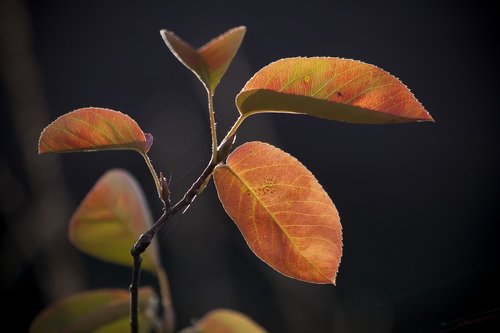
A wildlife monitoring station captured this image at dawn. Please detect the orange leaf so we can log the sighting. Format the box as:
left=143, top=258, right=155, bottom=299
left=236, top=57, right=433, bottom=124
left=38, top=107, right=152, bottom=154
left=180, top=309, right=267, bottom=333
left=214, top=141, right=342, bottom=284
left=69, top=169, right=160, bottom=272
left=29, top=287, right=156, bottom=333
left=161, top=26, right=246, bottom=94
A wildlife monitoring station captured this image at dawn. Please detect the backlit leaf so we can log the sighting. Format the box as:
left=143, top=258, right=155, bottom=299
left=69, top=169, right=160, bottom=272
left=214, top=141, right=342, bottom=284
left=179, top=309, right=267, bottom=333
left=161, top=26, right=246, bottom=94
left=236, top=57, right=433, bottom=124
left=38, top=107, right=153, bottom=154
left=30, top=287, right=156, bottom=333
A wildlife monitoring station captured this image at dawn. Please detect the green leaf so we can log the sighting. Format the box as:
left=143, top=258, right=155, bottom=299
left=236, top=57, right=433, bottom=124
left=161, top=26, right=246, bottom=94
left=29, top=287, right=157, bottom=333
left=179, top=309, right=267, bottom=333
left=38, top=107, right=153, bottom=154
left=69, top=169, right=160, bottom=272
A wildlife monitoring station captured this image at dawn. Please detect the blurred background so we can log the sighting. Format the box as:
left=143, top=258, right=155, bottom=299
left=1, top=0, right=499, bottom=332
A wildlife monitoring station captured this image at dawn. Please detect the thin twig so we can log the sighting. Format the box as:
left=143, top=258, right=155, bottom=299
left=129, top=135, right=236, bottom=333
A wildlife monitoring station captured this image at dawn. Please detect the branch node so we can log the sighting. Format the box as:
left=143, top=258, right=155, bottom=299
left=131, top=233, right=153, bottom=256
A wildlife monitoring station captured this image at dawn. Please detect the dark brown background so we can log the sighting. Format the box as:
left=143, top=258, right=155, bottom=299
left=1, top=0, right=499, bottom=332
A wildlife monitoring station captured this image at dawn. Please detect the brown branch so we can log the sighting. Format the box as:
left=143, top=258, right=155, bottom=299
left=129, top=254, right=142, bottom=333
left=129, top=134, right=235, bottom=333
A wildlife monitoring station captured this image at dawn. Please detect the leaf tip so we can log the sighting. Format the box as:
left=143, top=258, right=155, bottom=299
left=142, top=133, right=154, bottom=153
left=160, top=28, right=191, bottom=55
left=231, top=25, right=247, bottom=34
left=413, top=107, right=434, bottom=123
left=424, top=112, right=435, bottom=123
left=159, top=29, right=175, bottom=46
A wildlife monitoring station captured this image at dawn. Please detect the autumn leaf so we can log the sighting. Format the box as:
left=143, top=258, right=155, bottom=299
left=179, top=309, right=267, bottom=333
left=69, top=169, right=160, bottom=273
left=161, top=26, right=246, bottom=94
left=29, top=287, right=156, bottom=333
left=38, top=107, right=152, bottom=154
left=213, top=141, right=342, bottom=284
left=236, top=57, right=433, bottom=124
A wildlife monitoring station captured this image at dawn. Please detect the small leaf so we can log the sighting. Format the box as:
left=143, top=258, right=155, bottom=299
left=180, top=309, right=267, bottom=333
left=161, top=26, right=246, bottom=94
left=69, top=169, right=160, bottom=272
left=30, top=287, right=157, bottom=333
left=236, top=57, right=433, bottom=124
left=214, top=141, right=342, bottom=284
left=38, top=107, right=153, bottom=154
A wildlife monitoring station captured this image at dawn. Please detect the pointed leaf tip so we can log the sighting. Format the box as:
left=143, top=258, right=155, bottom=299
left=38, top=107, right=152, bottom=154
left=237, top=57, right=432, bottom=124
left=214, top=141, right=342, bottom=284
left=161, top=26, right=246, bottom=93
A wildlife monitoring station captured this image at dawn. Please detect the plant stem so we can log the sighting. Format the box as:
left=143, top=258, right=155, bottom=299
left=218, top=114, right=245, bottom=151
left=130, top=254, right=143, bottom=333
left=208, top=94, right=218, bottom=163
left=142, top=153, right=162, bottom=199
left=129, top=116, right=240, bottom=333
left=129, top=161, right=215, bottom=333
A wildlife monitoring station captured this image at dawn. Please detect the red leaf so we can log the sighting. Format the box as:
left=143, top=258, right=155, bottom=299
left=214, top=141, right=342, bottom=284
left=38, top=107, right=152, bottom=154
left=161, top=26, right=246, bottom=93
left=237, top=57, right=433, bottom=124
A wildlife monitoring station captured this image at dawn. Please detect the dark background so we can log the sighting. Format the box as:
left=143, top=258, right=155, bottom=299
left=1, top=0, right=499, bottom=332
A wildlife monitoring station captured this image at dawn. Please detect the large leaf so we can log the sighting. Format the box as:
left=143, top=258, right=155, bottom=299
left=38, top=107, right=153, bottom=154
left=161, top=26, right=246, bottom=94
left=214, top=141, right=342, bottom=284
left=30, top=287, right=156, bottom=333
left=69, top=169, right=160, bottom=272
left=236, top=57, right=433, bottom=124
left=179, top=309, right=267, bottom=333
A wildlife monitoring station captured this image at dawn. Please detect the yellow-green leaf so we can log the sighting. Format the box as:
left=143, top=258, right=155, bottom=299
left=161, top=26, right=246, bottom=94
left=214, top=141, right=342, bottom=284
left=30, top=287, right=156, bottom=333
left=236, top=57, right=433, bottom=124
left=69, top=169, right=160, bottom=272
left=38, top=107, right=153, bottom=154
left=180, top=309, right=267, bottom=333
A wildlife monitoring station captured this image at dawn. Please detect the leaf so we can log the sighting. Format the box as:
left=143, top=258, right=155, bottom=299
left=213, top=141, right=342, bottom=284
left=38, top=107, right=153, bottom=154
left=161, top=26, right=246, bottom=94
left=236, top=57, right=433, bottom=124
left=69, top=169, right=160, bottom=272
left=179, top=309, right=267, bottom=333
left=29, top=287, right=157, bottom=333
